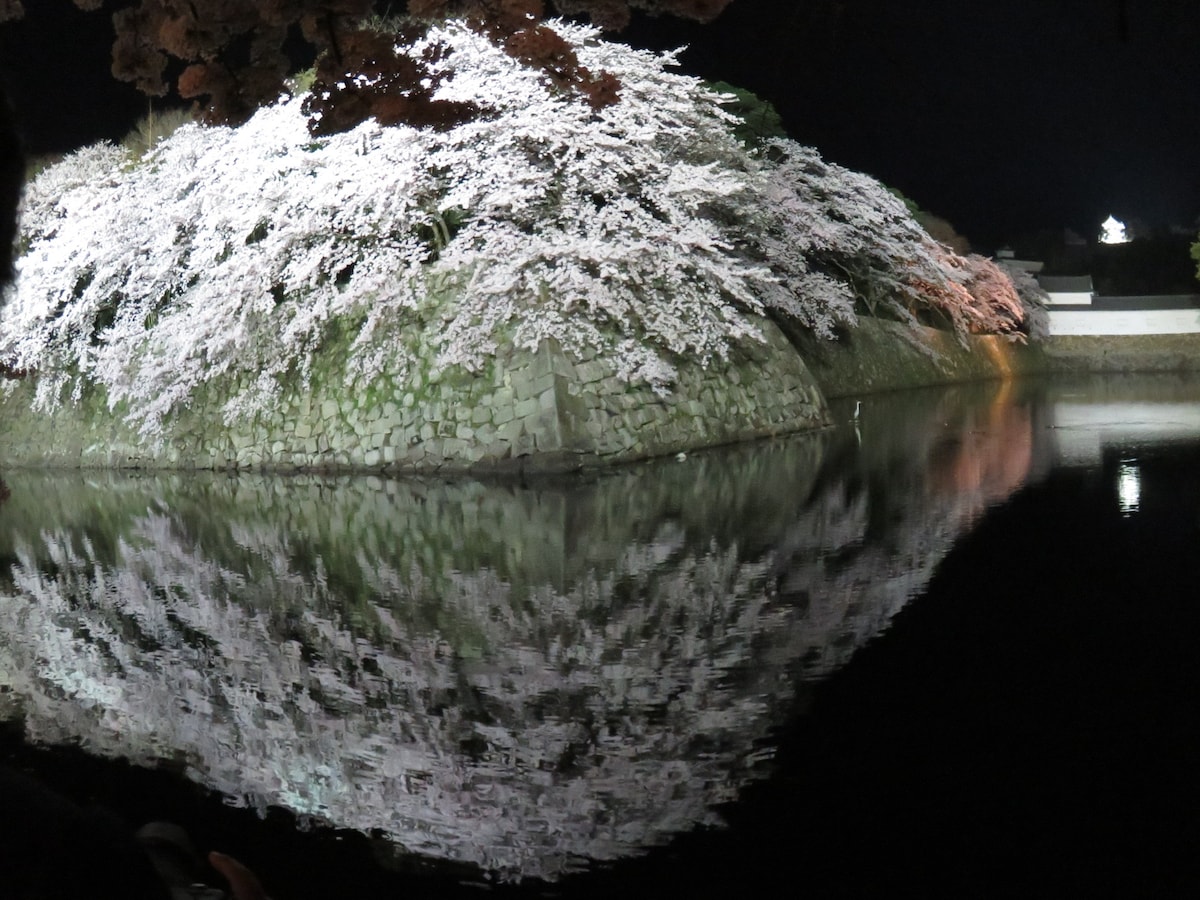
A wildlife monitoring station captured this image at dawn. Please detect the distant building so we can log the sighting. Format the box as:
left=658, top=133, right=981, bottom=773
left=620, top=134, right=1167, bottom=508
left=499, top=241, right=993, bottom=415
left=995, top=246, right=1044, bottom=275
left=1100, top=215, right=1131, bottom=245
left=1036, top=272, right=1200, bottom=335
left=1037, top=274, right=1095, bottom=307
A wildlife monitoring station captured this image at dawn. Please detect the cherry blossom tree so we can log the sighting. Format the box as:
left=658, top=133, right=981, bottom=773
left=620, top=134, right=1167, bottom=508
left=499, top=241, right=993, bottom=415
left=0, top=19, right=1039, bottom=441
left=1, top=22, right=766, bottom=434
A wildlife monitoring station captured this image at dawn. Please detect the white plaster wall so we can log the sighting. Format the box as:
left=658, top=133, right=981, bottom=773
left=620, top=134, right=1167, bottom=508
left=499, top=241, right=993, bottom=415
left=1046, top=291, right=1095, bottom=307
left=1048, top=308, right=1200, bottom=336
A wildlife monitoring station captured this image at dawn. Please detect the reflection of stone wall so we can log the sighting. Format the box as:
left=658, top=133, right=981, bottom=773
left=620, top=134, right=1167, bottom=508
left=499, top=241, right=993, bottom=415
left=0, top=386, right=1032, bottom=881
left=0, top=454, right=828, bottom=880
left=0, top=317, right=827, bottom=473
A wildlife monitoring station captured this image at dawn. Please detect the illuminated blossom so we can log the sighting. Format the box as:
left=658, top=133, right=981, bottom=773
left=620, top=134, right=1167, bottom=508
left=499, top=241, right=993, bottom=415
left=0, top=21, right=1033, bottom=439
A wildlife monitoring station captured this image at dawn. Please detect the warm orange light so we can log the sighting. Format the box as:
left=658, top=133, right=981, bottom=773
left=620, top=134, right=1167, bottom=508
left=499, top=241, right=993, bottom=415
left=978, top=335, right=1013, bottom=378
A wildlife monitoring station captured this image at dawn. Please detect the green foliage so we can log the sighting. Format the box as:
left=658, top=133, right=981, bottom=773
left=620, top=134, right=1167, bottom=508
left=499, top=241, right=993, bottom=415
left=415, top=206, right=469, bottom=260
left=121, top=105, right=195, bottom=158
left=288, top=67, right=317, bottom=97
left=886, top=187, right=971, bottom=253
left=707, top=81, right=787, bottom=148
left=24, top=152, right=64, bottom=182
left=886, top=187, right=921, bottom=218
left=1191, top=236, right=1200, bottom=283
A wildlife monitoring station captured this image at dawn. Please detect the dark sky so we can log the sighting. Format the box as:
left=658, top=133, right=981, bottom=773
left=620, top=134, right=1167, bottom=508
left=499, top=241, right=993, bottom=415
left=2, top=0, right=1199, bottom=249
left=630, top=0, right=1200, bottom=248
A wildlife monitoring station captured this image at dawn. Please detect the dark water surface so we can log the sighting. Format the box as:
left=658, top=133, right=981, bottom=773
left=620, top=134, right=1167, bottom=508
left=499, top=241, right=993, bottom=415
left=3, top=375, right=1200, bottom=896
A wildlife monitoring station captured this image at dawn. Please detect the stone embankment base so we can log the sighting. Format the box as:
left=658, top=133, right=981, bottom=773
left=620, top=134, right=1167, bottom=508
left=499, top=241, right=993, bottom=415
left=790, top=318, right=1048, bottom=399
left=0, top=316, right=827, bottom=474
left=1034, top=333, right=1200, bottom=374
left=780, top=320, right=1200, bottom=403
left=7, top=315, right=1181, bottom=474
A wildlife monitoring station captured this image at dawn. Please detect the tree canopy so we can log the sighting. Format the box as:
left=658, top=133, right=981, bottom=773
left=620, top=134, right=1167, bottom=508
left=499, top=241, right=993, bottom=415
left=2, top=19, right=1039, bottom=438
left=0, top=1, right=736, bottom=133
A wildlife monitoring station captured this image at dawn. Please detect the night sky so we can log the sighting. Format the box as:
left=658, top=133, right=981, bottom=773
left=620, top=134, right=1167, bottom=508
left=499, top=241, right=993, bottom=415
left=2, top=0, right=1199, bottom=249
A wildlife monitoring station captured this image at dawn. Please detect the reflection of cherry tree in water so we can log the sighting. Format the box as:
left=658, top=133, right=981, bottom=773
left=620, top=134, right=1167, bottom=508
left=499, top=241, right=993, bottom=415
left=0, top=396, right=1039, bottom=881
left=927, top=380, right=1033, bottom=513
left=768, top=382, right=1035, bottom=678
left=0, top=471, right=816, bottom=882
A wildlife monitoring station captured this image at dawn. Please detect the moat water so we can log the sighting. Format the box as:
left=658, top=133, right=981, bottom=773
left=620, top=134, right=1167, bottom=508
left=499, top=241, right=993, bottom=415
left=3, top=373, right=1200, bottom=897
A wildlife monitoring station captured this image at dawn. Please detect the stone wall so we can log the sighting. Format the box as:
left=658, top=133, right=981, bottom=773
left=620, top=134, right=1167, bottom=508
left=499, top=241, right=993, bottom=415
left=0, top=314, right=828, bottom=473
left=19, top=307, right=1168, bottom=476
left=1036, top=333, right=1200, bottom=373
left=787, top=317, right=1048, bottom=399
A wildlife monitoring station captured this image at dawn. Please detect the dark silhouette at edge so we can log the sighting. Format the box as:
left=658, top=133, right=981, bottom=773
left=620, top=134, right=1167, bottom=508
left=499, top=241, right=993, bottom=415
left=1, top=76, right=19, bottom=287
left=0, top=77, right=267, bottom=900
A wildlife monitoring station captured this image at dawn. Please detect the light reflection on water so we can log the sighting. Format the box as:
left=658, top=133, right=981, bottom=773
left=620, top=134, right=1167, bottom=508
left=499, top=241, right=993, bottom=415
left=0, top=375, right=1096, bottom=883
left=1117, top=459, right=1141, bottom=515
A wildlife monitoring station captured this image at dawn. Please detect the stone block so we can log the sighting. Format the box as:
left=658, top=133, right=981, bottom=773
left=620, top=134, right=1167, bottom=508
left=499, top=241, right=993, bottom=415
left=576, top=360, right=607, bottom=384
left=510, top=369, right=535, bottom=401
left=529, top=409, right=562, bottom=450
left=512, top=370, right=554, bottom=402
left=483, top=440, right=512, bottom=459
left=513, top=429, right=536, bottom=456
left=513, top=397, right=539, bottom=419
left=460, top=442, right=486, bottom=464
left=376, top=414, right=404, bottom=434
left=528, top=345, right=556, bottom=381
left=497, top=419, right=524, bottom=444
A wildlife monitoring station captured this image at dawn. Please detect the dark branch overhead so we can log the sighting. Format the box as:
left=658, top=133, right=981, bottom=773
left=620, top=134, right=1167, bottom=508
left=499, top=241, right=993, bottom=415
left=54, top=1, right=735, bottom=133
